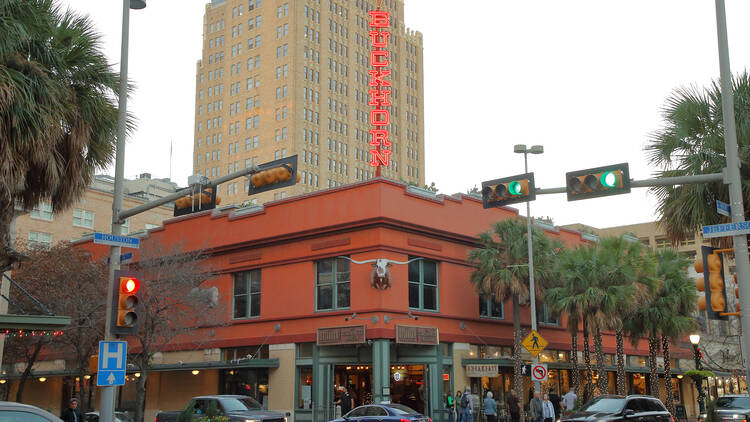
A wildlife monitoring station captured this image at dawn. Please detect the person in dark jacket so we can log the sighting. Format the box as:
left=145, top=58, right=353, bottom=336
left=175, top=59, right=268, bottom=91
left=60, top=398, right=82, bottom=422
left=507, top=390, right=520, bottom=422
left=548, top=389, right=562, bottom=421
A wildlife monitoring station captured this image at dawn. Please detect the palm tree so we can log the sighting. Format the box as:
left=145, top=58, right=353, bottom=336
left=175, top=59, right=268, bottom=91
left=646, top=71, right=750, bottom=245
left=0, top=0, right=123, bottom=267
left=653, top=248, right=698, bottom=416
left=468, top=218, right=561, bottom=414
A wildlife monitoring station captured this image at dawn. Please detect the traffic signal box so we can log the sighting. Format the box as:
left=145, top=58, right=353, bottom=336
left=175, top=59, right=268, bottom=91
left=248, top=155, right=301, bottom=195
left=111, top=270, right=141, bottom=335
left=173, top=187, right=220, bottom=217
left=694, top=246, right=728, bottom=321
left=481, top=172, right=536, bottom=209
left=566, top=163, right=630, bottom=201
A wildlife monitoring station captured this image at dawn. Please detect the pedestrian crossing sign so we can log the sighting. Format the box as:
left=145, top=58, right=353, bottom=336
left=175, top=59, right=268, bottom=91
left=522, top=330, right=547, bottom=357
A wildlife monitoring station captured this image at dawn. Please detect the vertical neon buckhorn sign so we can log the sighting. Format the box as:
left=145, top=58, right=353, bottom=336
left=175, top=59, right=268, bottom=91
left=368, top=1, right=391, bottom=176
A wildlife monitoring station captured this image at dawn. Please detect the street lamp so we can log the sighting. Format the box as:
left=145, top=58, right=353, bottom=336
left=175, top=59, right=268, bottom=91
left=690, top=334, right=706, bottom=414
left=514, top=144, right=544, bottom=393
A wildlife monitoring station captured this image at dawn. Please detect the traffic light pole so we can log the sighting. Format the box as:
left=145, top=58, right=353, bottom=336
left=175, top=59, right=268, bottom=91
left=523, top=153, right=541, bottom=395
left=714, top=0, right=750, bottom=385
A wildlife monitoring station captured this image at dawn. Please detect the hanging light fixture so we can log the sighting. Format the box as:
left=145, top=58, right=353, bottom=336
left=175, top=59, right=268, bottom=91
left=192, top=370, right=200, bottom=375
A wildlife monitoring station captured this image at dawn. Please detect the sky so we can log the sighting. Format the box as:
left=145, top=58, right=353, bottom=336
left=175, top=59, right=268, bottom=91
left=58, top=0, right=750, bottom=229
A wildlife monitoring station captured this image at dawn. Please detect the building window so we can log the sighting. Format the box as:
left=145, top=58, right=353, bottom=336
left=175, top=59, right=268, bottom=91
left=30, top=202, right=53, bottom=221
left=537, top=303, right=559, bottom=325
left=28, top=231, right=52, bottom=249
left=408, top=257, right=438, bottom=311
left=233, top=269, right=261, bottom=319
left=315, top=257, right=350, bottom=311
left=121, top=219, right=130, bottom=235
left=72, top=209, right=94, bottom=229
left=479, top=296, right=504, bottom=319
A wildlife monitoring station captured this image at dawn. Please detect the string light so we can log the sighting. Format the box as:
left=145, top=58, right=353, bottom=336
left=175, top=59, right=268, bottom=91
left=0, top=330, right=65, bottom=338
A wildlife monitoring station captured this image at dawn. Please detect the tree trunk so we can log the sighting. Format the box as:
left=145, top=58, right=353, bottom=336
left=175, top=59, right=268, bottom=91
left=594, top=328, right=609, bottom=394
left=135, top=370, right=148, bottom=422
left=648, top=337, right=659, bottom=399
left=15, top=341, right=43, bottom=402
left=78, top=369, right=88, bottom=412
left=616, top=329, right=626, bottom=395
left=662, top=336, right=675, bottom=417
left=512, top=294, right=525, bottom=422
left=570, top=332, right=580, bottom=395
left=0, top=199, right=17, bottom=270
left=583, top=320, right=593, bottom=402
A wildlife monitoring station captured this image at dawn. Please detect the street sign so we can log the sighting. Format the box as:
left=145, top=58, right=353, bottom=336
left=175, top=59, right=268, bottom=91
left=717, top=200, right=731, bottom=217
left=531, top=363, right=548, bottom=382
left=97, top=341, right=127, bottom=387
left=94, top=232, right=140, bottom=249
left=522, top=330, right=548, bottom=357
left=702, top=221, right=750, bottom=239
left=106, top=252, right=133, bottom=265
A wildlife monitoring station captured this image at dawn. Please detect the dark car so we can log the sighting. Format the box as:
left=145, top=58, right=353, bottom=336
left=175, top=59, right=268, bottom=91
left=562, top=395, right=671, bottom=422
left=701, top=395, right=750, bottom=422
left=329, top=403, right=431, bottom=422
left=155, top=395, right=286, bottom=422
left=0, top=401, right=62, bottom=422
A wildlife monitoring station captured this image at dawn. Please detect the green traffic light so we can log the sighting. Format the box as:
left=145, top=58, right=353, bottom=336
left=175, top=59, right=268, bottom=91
left=508, top=181, right=522, bottom=195
left=600, top=171, right=617, bottom=188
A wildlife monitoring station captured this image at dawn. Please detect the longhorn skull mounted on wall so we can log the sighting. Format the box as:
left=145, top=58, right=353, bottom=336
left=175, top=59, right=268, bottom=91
left=336, top=256, right=423, bottom=290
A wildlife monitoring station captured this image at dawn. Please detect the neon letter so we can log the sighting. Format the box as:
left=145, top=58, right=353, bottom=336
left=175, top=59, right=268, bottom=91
left=369, top=148, right=392, bottom=167
left=370, top=50, right=389, bottom=67
left=369, top=129, right=392, bottom=147
left=368, top=31, right=390, bottom=48
left=368, top=11, right=390, bottom=28
left=368, top=69, right=392, bottom=87
left=368, top=89, right=392, bottom=106
left=370, top=109, right=390, bottom=126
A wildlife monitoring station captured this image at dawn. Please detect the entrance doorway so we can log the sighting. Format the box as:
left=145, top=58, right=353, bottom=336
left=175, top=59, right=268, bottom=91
left=391, top=364, right=428, bottom=415
left=334, top=365, right=373, bottom=406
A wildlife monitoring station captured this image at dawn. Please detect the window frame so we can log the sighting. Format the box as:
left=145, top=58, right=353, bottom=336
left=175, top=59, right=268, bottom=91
left=72, top=208, right=95, bottom=229
left=232, top=269, right=262, bottom=319
left=408, top=256, right=439, bottom=312
left=479, top=295, right=504, bottom=319
left=315, top=257, right=351, bottom=311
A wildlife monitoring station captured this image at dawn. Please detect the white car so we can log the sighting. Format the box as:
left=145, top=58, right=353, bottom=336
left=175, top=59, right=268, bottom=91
left=0, top=401, right=62, bottom=421
left=84, top=411, right=133, bottom=422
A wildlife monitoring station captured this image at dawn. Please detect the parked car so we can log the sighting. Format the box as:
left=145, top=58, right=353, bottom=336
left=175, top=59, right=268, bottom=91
left=0, top=401, right=62, bottom=421
left=700, top=395, right=750, bottom=422
left=84, top=410, right=134, bottom=422
left=328, top=403, right=431, bottom=422
left=562, top=395, right=671, bottom=422
left=155, top=395, right=286, bottom=422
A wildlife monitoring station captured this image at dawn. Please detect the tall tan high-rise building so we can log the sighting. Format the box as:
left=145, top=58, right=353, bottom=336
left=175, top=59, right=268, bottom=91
left=193, top=0, right=425, bottom=205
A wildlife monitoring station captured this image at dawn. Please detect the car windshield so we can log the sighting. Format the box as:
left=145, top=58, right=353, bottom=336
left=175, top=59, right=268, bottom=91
left=387, top=404, right=419, bottom=415
left=221, top=397, right=263, bottom=411
left=716, top=397, right=750, bottom=409
left=579, top=398, right=626, bottom=413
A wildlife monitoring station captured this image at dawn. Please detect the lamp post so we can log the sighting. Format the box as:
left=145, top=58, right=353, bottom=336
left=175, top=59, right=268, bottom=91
left=690, top=334, right=706, bottom=415
left=514, top=144, right=544, bottom=393
left=99, top=2, right=146, bottom=422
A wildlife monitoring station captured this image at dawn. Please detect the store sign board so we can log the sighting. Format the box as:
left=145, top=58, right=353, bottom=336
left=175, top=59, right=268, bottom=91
left=367, top=9, right=392, bottom=170
left=466, top=364, right=499, bottom=378
left=317, top=325, right=366, bottom=346
left=395, top=325, right=438, bottom=345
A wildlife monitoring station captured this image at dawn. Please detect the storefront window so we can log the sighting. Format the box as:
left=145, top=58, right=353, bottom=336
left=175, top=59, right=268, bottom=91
left=298, top=343, right=313, bottom=358
left=224, top=345, right=269, bottom=360
left=408, top=257, right=438, bottom=311
left=539, top=351, right=556, bottom=363
left=297, top=366, right=313, bottom=409
left=220, top=368, right=269, bottom=407
left=629, top=373, right=647, bottom=394
left=536, top=304, right=559, bottom=325
left=316, top=257, right=350, bottom=310
left=479, top=296, right=504, bottom=319
left=628, top=356, right=648, bottom=368
left=233, top=269, right=261, bottom=318
left=480, top=345, right=511, bottom=358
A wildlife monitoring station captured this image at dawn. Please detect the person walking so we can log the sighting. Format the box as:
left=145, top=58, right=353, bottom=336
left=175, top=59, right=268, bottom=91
left=462, top=386, right=474, bottom=422
left=562, top=388, right=577, bottom=416
left=529, top=391, right=543, bottom=422
left=507, top=390, right=520, bottom=422
left=447, top=391, right=456, bottom=422
left=484, top=391, right=497, bottom=422
left=548, top=389, right=561, bottom=422
left=542, top=394, right=555, bottom=422
left=334, top=386, right=355, bottom=417
left=457, top=391, right=465, bottom=422
left=60, top=398, right=82, bottom=422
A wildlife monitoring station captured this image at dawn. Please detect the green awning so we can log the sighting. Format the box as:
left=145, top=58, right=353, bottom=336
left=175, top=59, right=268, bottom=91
left=0, top=314, right=71, bottom=330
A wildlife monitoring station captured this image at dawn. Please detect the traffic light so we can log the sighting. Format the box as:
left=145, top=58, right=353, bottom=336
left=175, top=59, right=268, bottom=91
left=481, top=173, right=536, bottom=208
left=248, top=155, right=301, bottom=195
left=566, top=163, right=630, bottom=201
left=111, top=270, right=141, bottom=335
left=694, top=246, right=728, bottom=320
left=173, top=187, right=221, bottom=217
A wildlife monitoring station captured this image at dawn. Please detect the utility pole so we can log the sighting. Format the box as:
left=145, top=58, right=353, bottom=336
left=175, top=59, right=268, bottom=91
left=714, top=0, right=750, bottom=385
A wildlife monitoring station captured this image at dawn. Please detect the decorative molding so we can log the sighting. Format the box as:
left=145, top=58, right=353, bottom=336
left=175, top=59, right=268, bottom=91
left=311, top=237, right=351, bottom=251
left=407, top=237, right=442, bottom=251
left=228, top=252, right=262, bottom=264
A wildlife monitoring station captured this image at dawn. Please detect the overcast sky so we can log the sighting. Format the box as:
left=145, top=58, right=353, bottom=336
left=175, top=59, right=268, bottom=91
left=58, top=0, right=750, bottom=229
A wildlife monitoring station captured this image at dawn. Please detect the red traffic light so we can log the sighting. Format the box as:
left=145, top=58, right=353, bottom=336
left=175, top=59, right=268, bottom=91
left=121, top=277, right=140, bottom=294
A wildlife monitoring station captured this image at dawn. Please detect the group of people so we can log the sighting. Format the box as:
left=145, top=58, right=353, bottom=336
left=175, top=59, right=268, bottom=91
left=447, top=387, right=579, bottom=422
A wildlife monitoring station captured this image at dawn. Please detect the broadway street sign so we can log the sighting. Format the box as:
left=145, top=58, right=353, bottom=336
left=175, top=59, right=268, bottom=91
left=702, top=221, right=750, bottom=239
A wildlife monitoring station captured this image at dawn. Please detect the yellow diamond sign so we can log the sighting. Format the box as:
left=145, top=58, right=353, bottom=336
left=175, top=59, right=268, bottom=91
left=522, top=330, right=547, bottom=357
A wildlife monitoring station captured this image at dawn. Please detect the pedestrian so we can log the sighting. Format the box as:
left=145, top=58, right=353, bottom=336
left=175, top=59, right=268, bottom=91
left=60, top=398, right=82, bottom=422
left=457, top=391, right=465, bottom=422
left=334, top=386, right=355, bottom=417
left=462, top=386, right=474, bottom=422
left=548, top=389, right=561, bottom=422
left=447, top=391, right=456, bottom=422
left=562, top=388, right=577, bottom=415
left=507, top=390, right=520, bottom=422
left=529, top=391, right=543, bottom=422
left=542, top=394, right=555, bottom=422
left=484, top=391, right=497, bottom=422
